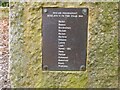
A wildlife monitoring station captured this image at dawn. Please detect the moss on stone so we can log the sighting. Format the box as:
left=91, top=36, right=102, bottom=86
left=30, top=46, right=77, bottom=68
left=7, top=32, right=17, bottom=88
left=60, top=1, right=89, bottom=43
left=10, top=2, right=119, bottom=88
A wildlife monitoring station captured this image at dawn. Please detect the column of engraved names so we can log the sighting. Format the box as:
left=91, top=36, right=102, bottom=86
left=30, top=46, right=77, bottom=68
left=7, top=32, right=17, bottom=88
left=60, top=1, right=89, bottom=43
left=57, top=20, right=71, bottom=68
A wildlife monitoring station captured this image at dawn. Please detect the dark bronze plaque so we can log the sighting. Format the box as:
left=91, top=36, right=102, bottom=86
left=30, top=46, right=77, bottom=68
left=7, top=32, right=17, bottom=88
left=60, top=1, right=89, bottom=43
left=42, top=8, right=88, bottom=71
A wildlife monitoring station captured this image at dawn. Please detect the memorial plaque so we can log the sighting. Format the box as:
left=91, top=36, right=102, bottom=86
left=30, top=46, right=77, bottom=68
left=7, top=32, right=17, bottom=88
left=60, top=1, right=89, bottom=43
left=42, top=8, right=88, bottom=71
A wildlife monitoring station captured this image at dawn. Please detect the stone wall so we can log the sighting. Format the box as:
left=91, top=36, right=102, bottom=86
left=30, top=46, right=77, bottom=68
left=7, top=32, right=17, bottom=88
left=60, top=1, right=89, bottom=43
left=10, top=2, right=119, bottom=88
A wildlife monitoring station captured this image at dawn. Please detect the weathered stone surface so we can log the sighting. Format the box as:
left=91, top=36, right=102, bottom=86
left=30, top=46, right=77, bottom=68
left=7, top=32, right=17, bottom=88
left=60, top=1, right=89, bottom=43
left=10, top=2, right=119, bottom=88
left=87, top=2, right=119, bottom=88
